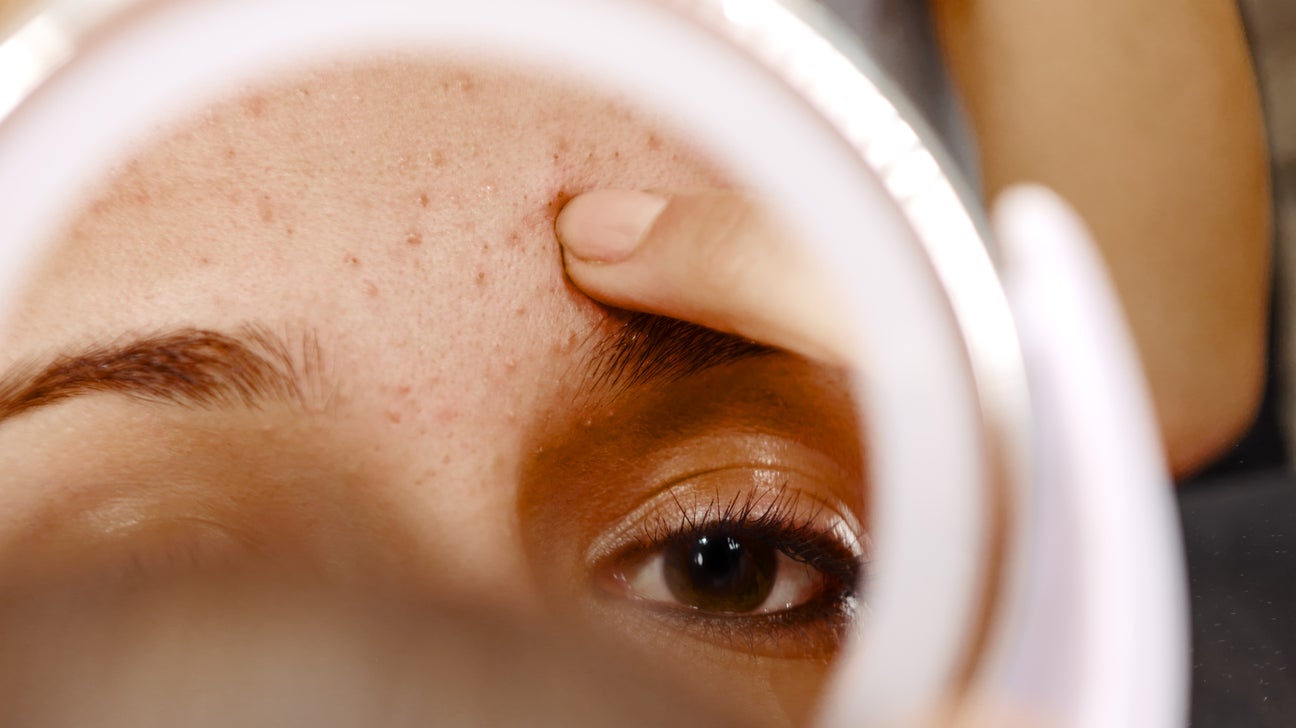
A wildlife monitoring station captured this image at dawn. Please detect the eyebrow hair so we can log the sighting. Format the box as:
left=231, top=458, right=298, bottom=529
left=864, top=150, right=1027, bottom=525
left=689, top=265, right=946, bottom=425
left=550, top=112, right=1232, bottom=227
left=0, top=325, right=321, bottom=425
left=0, top=313, right=770, bottom=426
left=578, top=312, right=777, bottom=400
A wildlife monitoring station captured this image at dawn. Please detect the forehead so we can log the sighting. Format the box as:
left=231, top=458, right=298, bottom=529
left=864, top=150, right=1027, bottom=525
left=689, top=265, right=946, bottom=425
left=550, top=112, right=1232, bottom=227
left=1, top=59, right=728, bottom=390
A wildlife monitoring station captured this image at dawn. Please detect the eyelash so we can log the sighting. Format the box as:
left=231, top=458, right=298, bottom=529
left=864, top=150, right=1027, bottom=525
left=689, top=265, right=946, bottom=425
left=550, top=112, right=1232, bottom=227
left=598, top=486, right=866, bottom=659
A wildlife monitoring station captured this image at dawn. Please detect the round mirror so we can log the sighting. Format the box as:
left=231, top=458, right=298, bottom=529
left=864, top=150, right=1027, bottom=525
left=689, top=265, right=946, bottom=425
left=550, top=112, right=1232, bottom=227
left=0, top=1, right=1032, bottom=726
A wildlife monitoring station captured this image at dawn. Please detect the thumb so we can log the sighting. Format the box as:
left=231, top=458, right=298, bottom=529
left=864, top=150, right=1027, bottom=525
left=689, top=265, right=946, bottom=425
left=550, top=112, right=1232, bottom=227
left=556, top=188, right=857, bottom=365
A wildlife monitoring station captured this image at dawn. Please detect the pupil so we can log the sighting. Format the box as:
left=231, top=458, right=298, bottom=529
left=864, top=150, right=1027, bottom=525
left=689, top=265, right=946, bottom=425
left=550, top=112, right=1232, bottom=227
left=663, top=531, right=777, bottom=613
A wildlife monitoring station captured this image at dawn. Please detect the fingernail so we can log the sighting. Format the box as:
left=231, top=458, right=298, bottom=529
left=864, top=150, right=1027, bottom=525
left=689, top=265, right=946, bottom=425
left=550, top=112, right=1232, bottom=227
left=556, top=190, right=668, bottom=263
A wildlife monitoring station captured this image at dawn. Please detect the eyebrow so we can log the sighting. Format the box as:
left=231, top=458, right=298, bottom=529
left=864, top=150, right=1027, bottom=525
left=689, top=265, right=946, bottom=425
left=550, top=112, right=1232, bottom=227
left=0, top=313, right=773, bottom=426
left=0, top=326, right=321, bottom=425
left=577, top=312, right=776, bottom=400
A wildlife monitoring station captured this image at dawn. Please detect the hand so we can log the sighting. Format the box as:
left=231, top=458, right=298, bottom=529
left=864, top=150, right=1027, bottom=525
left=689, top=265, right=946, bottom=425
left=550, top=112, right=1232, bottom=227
left=556, top=188, right=859, bottom=366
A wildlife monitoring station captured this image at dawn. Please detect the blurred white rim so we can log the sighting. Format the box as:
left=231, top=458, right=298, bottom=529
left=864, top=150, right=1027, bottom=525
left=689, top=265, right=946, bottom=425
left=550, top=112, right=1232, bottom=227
left=0, top=1, right=1032, bottom=725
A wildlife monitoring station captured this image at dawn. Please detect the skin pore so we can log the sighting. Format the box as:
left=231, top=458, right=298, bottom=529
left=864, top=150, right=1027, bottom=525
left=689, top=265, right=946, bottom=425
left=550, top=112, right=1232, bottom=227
left=0, top=59, right=866, bottom=726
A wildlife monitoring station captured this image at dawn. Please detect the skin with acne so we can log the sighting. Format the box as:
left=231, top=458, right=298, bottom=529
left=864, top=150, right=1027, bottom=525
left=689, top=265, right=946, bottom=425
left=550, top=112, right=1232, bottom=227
left=0, top=60, right=865, bottom=727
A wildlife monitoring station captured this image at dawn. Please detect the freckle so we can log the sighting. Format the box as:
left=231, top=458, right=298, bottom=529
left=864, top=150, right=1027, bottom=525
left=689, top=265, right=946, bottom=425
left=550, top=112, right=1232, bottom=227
left=507, top=231, right=522, bottom=247
left=257, top=195, right=275, bottom=223
left=386, top=409, right=403, bottom=424
left=223, top=147, right=237, bottom=160
left=613, top=150, right=621, bottom=159
left=647, top=133, right=662, bottom=151
left=481, top=243, right=491, bottom=252
left=433, top=151, right=447, bottom=168
left=363, top=280, right=379, bottom=297
left=284, top=224, right=295, bottom=237
left=441, top=454, right=451, bottom=465
left=514, top=306, right=527, bottom=317
left=405, top=231, right=423, bottom=246
left=475, top=270, right=487, bottom=285
left=344, top=254, right=361, bottom=266
left=418, top=191, right=430, bottom=207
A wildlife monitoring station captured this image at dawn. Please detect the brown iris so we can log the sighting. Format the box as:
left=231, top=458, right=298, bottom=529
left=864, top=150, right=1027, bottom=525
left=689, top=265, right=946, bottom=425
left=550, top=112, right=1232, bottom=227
left=662, top=531, right=778, bottom=613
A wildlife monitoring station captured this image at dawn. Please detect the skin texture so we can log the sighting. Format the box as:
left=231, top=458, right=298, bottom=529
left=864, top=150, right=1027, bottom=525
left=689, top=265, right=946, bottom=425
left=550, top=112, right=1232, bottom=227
left=0, top=60, right=866, bottom=727
left=931, top=0, right=1273, bottom=477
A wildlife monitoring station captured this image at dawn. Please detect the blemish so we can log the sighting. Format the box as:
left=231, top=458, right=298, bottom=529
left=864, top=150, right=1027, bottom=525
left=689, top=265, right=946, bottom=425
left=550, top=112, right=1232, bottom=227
left=257, top=195, right=275, bottom=224
left=396, top=385, right=412, bottom=397
left=433, top=151, right=447, bottom=168
left=503, top=357, right=517, bottom=371
left=507, top=231, right=523, bottom=247
left=198, top=257, right=212, bottom=265
left=241, top=95, right=268, bottom=119
left=405, top=231, right=424, bottom=246
left=647, top=133, right=663, bottom=151
left=363, top=280, right=379, bottom=298
left=546, top=188, right=574, bottom=220
left=418, top=191, right=430, bottom=208
left=284, top=224, right=295, bottom=237
left=344, top=254, right=361, bottom=266
left=475, top=270, right=487, bottom=286
left=386, top=409, right=403, bottom=424
left=223, top=147, right=237, bottom=161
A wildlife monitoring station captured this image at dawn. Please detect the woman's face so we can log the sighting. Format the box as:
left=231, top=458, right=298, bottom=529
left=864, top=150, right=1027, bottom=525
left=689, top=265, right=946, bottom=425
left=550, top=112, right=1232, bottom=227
left=0, top=59, right=866, bottom=726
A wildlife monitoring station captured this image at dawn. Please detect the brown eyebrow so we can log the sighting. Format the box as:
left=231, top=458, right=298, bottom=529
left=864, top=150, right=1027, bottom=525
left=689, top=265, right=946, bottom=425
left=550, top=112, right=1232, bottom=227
left=0, top=325, right=322, bottom=425
left=578, top=311, right=777, bottom=400
left=0, top=314, right=769, bottom=426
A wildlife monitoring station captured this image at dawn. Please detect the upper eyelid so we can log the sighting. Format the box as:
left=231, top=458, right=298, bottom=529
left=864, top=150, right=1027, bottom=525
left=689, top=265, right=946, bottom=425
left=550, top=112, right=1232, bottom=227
left=585, top=467, right=865, bottom=566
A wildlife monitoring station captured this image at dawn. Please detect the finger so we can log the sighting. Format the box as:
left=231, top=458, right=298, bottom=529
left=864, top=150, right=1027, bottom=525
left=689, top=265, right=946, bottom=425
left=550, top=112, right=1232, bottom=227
left=556, top=189, right=857, bottom=365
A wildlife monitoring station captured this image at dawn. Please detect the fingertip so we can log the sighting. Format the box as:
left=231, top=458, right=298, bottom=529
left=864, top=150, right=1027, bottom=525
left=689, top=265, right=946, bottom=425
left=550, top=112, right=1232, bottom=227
left=555, top=189, right=667, bottom=264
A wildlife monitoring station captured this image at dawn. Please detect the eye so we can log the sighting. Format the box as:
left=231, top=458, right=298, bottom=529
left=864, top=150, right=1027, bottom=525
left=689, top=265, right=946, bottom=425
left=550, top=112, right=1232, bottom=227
left=591, top=479, right=867, bottom=658
left=620, top=528, right=831, bottom=615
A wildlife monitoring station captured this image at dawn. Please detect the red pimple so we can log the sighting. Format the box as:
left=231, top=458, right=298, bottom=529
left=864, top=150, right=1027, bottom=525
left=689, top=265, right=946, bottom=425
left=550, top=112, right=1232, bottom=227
left=241, top=95, right=268, bottom=119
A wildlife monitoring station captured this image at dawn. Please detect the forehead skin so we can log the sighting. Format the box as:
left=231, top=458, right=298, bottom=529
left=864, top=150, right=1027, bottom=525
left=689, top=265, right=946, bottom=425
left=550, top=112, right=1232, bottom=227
left=0, top=59, right=728, bottom=599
